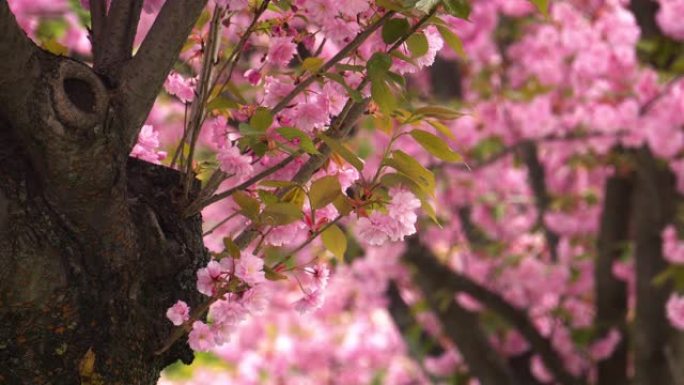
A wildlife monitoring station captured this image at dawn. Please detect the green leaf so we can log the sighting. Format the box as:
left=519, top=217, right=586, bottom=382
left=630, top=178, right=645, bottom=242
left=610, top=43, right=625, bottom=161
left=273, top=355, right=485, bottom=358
left=223, top=237, right=241, bottom=259
left=414, top=0, right=440, bottom=13
left=376, top=0, right=407, bottom=11
left=407, top=33, right=429, bottom=58
left=443, top=0, right=472, bottom=19
left=414, top=105, right=463, bottom=120
left=277, top=127, right=319, bottom=154
left=367, top=52, right=392, bottom=80
left=264, top=265, right=289, bottom=281
left=261, top=202, right=303, bottom=226
left=310, top=175, right=342, bottom=210
left=529, top=0, right=549, bottom=16
left=371, top=78, right=398, bottom=114
left=302, top=57, right=325, bottom=73
left=427, top=119, right=456, bottom=140
left=261, top=180, right=299, bottom=188
left=250, top=107, right=273, bottom=131
left=385, top=150, right=436, bottom=196
left=232, top=191, right=260, bottom=219
left=257, top=189, right=279, bottom=205
left=281, top=185, right=306, bottom=209
left=333, top=194, right=353, bottom=216
left=435, top=24, right=466, bottom=59
left=410, top=129, right=462, bottom=162
left=321, top=224, right=347, bottom=263
left=207, top=96, right=238, bottom=111
left=382, top=18, right=410, bottom=45
left=319, top=134, right=365, bottom=172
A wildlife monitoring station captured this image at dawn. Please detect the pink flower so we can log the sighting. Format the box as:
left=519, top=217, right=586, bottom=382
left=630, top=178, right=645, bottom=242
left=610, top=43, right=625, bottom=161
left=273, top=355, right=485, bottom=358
left=239, top=286, right=270, bottom=314
left=356, top=212, right=391, bottom=246
left=164, top=72, right=195, bottom=103
left=235, top=253, right=266, bottom=286
left=244, top=68, right=262, bottom=85
left=663, top=225, right=684, bottom=264
left=131, top=125, right=166, bottom=164
left=307, top=264, right=330, bottom=291
left=590, top=329, right=622, bottom=361
left=209, top=298, right=247, bottom=325
left=657, top=0, right=684, bottom=41
left=530, top=355, right=553, bottom=383
left=267, top=37, right=297, bottom=67
left=165, top=300, right=190, bottom=326
left=218, top=0, right=249, bottom=11
left=196, top=260, right=225, bottom=296
left=218, top=144, right=253, bottom=178
left=188, top=321, right=215, bottom=352
left=293, top=289, right=325, bottom=314
left=667, top=293, right=684, bottom=330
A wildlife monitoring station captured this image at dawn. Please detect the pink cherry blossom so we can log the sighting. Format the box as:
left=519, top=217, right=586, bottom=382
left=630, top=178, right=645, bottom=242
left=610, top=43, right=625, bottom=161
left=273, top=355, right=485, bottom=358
left=164, top=72, right=195, bottom=103
left=667, top=293, right=684, bottom=330
left=188, top=321, right=215, bottom=352
left=166, top=300, right=190, bottom=326
left=217, top=144, right=253, bottom=178
left=267, top=37, right=297, bottom=67
left=235, top=253, right=266, bottom=286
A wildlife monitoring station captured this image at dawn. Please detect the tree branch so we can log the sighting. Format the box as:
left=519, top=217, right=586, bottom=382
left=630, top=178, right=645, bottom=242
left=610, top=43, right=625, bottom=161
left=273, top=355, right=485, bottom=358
left=632, top=147, right=677, bottom=385
left=119, top=0, right=208, bottom=148
left=402, top=240, right=520, bottom=385
left=594, top=169, right=632, bottom=385
left=0, top=0, right=41, bottom=119
left=403, top=237, right=584, bottom=385
left=94, top=0, right=144, bottom=75
left=519, top=141, right=559, bottom=261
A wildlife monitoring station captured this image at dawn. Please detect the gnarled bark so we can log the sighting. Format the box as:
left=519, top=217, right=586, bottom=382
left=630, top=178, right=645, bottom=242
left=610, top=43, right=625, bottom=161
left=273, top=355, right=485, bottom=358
left=0, top=2, right=210, bottom=383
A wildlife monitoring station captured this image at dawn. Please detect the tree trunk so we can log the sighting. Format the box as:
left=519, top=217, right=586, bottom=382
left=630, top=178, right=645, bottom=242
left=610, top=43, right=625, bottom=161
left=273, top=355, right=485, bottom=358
left=0, top=3, right=209, bottom=383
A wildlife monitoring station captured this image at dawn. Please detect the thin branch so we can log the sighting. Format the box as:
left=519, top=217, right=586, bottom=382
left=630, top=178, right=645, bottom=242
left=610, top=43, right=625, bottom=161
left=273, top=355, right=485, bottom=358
left=94, top=0, right=144, bottom=75
left=403, top=237, right=585, bottom=385
left=595, top=170, right=632, bottom=385
left=120, top=0, right=209, bottom=148
left=89, top=0, right=107, bottom=60
left=519, top=141, right=559, bottom=261
left=232, top=98, right=370, bottom=250
left=0, top=1, right=41, bottom=117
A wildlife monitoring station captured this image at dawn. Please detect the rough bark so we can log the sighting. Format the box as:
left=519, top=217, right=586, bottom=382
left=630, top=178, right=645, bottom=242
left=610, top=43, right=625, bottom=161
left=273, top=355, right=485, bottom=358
left=595, top=172, right=632, bottom=385
left=0, top=2, right=209, bottom=384
left=632, top=147, right=677, bottom=385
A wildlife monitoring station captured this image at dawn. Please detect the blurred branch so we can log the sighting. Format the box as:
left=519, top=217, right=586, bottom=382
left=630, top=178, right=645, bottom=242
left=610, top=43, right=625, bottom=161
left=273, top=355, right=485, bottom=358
left=93, top=0, right=143, bottom=75
left=595, top=168, right=632, bottom=385
left=403, top=237, right=585, bottom=385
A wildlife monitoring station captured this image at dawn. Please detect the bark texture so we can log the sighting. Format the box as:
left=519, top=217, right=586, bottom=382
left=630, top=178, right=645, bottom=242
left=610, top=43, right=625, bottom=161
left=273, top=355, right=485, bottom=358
left=0, top=1, right=209, bottom=383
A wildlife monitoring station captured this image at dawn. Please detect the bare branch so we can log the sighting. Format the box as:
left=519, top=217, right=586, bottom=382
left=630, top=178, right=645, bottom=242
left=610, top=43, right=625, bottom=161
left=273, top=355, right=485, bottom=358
left=632, top=147, right=677, bottom=385
left=403, top=239, right=520, bottom=385
left=94, top=0, right=144, bottom=75
left=89, top=0, right=108, bottom=62
left=119, top=0, right=208, bottom=148
left=519, top=141, right=559, bottom=260
left=0, top=1, right=41, bottom=118
left=403, top=237, right=584, bottom=385
left=595, top=170, right=632, bottom=385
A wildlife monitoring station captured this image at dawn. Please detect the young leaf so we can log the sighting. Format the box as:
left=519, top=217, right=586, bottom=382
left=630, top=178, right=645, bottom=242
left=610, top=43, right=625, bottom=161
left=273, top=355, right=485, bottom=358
left=410, top=129, right=463, bottom=162
left=414, top=105, right=463, bottom=120
left=414, top=0, right=440, bottom=13
left=443, top=0, right=472, bottom=19
left=223, top=237, right=241, bottom=259
left=321, top=224, right=347, bottom=263
left=382, top=18, right=410, bottom=45
left=319, top=134, right=365, bottom=172
left=250, top=107, right=273, bottom=131
left=435, top=24, right=466, bottom=59
left=371, top=78, right=398, bottom=114
left=310, top=175, right=342, bottom=210
left=427, top=119, right=456, bottom=140
left=367, top=52, right=392, bottom=80
left=529, top=0, right=549, bottom=16
left=261, top=202, right=303, bottom=226
left=302, top=57, right=325, bottom=73
left=277, top=127, right=319, bottom=154
left=407, top=33, right=429, bottom=58
left=232, top=191, right=260, bottom=220
left=385, top=150, right=436, bottom=196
